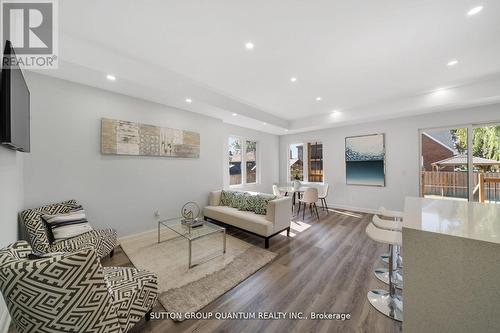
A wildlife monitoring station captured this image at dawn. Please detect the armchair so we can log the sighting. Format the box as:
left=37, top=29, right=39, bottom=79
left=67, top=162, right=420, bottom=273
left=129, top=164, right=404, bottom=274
left=0, top=241, right=158, bottom=333
left=20, top=199, right=117, bottom=258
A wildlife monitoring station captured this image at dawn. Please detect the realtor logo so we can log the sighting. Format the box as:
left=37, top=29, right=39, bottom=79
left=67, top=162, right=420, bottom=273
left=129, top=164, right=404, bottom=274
left=1, top=0, right=58, bottom=68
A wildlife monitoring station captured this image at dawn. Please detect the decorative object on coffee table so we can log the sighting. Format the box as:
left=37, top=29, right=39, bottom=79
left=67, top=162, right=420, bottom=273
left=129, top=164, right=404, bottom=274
left=181, top=202, right=204, bottom=228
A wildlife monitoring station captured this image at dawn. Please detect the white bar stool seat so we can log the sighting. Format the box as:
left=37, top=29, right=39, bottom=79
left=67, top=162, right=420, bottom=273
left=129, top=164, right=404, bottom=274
left=366, top=222, right=403, bottom=322
left=366, top=222, right=401, bottom=245
left=371, top=216, right=404, bottom=288
left=379, top=206, right=404, bottom=220
left=373, top=215, right=402, bottom=231
left=377, top=208, right=403, bottom=264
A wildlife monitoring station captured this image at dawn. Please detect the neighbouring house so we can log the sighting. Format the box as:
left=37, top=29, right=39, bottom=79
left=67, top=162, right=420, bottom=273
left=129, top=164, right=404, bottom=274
left=289, top=145, right=304, bottom=180
left=432, top=155, right=500, bottom=172
left=229, top=151, right=257, bottom=184
left=421, top=132, right=456, bottom=171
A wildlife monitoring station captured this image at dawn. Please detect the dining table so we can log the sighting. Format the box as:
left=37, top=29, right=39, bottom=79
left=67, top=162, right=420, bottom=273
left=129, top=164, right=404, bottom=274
left=278, top=186, right=310, bottom=207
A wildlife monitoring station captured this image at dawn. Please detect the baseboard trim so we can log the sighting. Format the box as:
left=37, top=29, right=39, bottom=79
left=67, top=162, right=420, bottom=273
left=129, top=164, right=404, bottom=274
left=326, top=204, right=379, bottom=215
left=117, top=227, right=157, bottom=244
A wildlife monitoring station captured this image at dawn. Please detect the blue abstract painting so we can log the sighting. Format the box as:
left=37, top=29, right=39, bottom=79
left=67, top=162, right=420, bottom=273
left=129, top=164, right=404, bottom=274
left=345, top=134, right=385, bottom=186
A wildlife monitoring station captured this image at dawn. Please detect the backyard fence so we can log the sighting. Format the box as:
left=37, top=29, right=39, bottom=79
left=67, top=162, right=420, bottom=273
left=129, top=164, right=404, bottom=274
left=421, top=171, right=500, bottom=202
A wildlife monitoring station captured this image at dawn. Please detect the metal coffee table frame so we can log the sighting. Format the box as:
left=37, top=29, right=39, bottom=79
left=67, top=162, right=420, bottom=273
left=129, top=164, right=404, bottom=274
left=158, top=217, right=226, bottom=268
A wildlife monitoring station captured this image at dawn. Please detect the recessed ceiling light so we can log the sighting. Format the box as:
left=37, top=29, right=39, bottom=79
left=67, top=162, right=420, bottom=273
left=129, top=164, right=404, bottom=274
left=447, top=59, right=459, bottom=66
left=232, top=113, right=237, bottom=116
left=432, top=87, right=448, bottom=95
left=185, top=98, right=192, bottom=103
left=316, top=97, right=322, bottom=101
left=290, top=77, right=297, bottom=83
left=263, top=122, right=267, bottom=125
left=106, top=74, right=116, bottom=81
left=331, top=110, right=341, bottom=116
left=284, top=129, right=289, bottom=132
left=245, top=42, right=254, bottom=50
left=467, top=5, right=483, bottom=16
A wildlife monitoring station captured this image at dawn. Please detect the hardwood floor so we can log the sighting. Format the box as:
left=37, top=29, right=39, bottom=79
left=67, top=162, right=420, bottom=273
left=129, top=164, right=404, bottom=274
left=101, top=208, right=403, bottom=333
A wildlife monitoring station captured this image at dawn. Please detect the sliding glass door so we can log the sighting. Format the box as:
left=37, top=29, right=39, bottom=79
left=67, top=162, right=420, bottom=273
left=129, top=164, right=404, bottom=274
left=420, top=123, right=500, bottom=203
left=471, top=124, right=500, bottom=203
left=420, top=127, right=469, bottom=201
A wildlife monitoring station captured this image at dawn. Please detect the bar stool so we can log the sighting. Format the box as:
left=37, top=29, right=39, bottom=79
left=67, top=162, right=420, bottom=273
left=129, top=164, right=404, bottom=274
left=377, top=207, right=403, bottom=264
left=372, top=216, right=403, bottom=288
left=366, top=222, right=403, bottom=322
left=379, top=206, right=404, bottom=221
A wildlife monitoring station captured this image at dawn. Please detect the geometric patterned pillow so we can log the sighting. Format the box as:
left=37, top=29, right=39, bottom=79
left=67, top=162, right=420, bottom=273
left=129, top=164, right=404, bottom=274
left=241, top=194, right=258, bottom=212
left=253, top=194, right=277, bottom=215
left=232, top=192, right=248, bottom=209
left=220, top=190, right=237, bottom=206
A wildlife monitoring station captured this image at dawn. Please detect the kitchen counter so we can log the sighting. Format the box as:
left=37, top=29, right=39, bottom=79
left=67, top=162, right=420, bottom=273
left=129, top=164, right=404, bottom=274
left=402, top=197, right=500, bottom=333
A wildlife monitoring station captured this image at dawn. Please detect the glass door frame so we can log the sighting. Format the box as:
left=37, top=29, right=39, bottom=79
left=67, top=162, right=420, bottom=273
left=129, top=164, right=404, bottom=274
left=418, top=121, right=499, bottom=202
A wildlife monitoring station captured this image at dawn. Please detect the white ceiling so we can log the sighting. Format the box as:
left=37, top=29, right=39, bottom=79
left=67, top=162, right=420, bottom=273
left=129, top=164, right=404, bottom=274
left=32, top=0, right=500, bottom=134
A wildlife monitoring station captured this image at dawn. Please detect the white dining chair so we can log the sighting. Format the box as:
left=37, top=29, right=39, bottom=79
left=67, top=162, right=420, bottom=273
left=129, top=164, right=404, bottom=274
left=272, top=184, right=282, bottom=197
left=297, top=187, right=319, bottom=220
left=318, top=183, right=329, bottom=211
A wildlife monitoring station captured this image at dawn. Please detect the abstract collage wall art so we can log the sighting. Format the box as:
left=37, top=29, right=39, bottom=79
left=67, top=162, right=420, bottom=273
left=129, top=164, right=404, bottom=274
left=345, top=134, right=385, bottom=186
left=101, top=118, right=200, bottom=158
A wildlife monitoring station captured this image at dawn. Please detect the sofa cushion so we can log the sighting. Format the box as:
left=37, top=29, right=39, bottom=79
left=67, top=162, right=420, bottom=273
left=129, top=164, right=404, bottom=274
left=232, top=192, right=248, bottom=210
left=254, top=194, right=277, bottom=215
left=220, top=190, right=237, bottom=206
left=50, top=228, right=117, bottom=259
left=204, top=206, right=274, bottom=237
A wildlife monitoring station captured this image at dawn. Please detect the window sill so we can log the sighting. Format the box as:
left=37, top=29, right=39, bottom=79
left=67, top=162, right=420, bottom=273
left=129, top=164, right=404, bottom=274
left=229, top=183, right=260, bottom=188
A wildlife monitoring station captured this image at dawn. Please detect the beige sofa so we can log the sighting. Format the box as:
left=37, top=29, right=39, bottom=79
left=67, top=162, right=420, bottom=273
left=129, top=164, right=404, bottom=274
left=203, top=190, right=292, bottom=248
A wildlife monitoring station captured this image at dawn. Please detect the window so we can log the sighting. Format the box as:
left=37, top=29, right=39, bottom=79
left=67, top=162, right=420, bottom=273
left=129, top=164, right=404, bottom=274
left=246, top=140, right=257, bottom=184
left=289, top=141, right=323, bottom=182
left=228, top=136, right=258, bottom=186
left=289, top=143, right=304, bottom=181
left=228, top=137, right=242, bottom=186
left=419, top=123, right=500, bottom=203
left=308, top=142, right=323, bottom=182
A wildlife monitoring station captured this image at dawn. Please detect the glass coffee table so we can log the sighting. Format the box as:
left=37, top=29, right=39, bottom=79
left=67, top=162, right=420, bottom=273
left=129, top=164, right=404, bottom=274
left=158, top=217, right=226, bottom=268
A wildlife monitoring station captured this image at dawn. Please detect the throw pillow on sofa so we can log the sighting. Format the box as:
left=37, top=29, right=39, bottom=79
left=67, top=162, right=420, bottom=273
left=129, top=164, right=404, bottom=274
left=233, top=192, right=249, bottom=210
left=220, top=190, right=237, bottom=206
left=254, top=194, right=277, bottom=215
left=42, top=208, right=93, bottom=243
left=241, top=194, right=258, bottom=212
left=231, top=192, right=246, bottom=209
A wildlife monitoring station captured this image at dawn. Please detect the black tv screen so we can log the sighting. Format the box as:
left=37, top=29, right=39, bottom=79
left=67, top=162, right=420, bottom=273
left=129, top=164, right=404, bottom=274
left=0, top=40, right=30, bottom=153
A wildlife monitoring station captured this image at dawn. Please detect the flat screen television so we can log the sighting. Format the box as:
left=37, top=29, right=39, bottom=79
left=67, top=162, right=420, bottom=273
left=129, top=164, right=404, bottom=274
left=0, top=40, right=30, bottom=152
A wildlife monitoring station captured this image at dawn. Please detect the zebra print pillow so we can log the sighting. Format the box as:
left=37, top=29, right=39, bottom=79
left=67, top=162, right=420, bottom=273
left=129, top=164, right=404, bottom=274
left=42, top=209, right=93, bottom=243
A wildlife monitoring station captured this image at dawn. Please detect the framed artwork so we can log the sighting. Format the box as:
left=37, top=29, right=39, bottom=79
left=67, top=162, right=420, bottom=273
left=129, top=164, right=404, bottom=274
left=101, top=118, right=200, bottom=158
left=345, top=133, right=385, bottom=186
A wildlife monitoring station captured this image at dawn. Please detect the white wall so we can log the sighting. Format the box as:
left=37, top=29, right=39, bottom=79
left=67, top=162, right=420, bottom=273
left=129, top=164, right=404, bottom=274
left=280, top=104, right=500, bottom=213
left=0, top=147, right=23, bottom=333
left=23, top=73, right=279, bottom=237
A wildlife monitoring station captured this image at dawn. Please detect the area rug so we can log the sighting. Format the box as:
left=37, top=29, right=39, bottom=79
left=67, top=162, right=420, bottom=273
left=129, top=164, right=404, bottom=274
left=120, top=227, right=276, bottom=320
